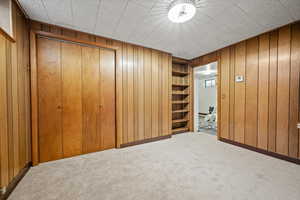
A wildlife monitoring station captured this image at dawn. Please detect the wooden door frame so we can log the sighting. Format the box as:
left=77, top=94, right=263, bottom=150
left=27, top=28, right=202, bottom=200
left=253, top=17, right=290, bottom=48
left=30, top=30, right=122, bottom=166
left=191, top=56, right=221, bottom=140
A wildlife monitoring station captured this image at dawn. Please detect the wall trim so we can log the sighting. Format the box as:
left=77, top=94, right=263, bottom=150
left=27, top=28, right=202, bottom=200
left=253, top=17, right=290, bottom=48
left=120, top=135, right=171, bottom=148
left=219, top=138, right=300, bottom=165
left=0, top=162, right=31, bottom=200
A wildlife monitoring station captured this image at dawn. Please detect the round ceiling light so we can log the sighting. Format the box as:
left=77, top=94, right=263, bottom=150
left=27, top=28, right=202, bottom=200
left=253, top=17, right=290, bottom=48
left=168, top=0, right=196, bottom=23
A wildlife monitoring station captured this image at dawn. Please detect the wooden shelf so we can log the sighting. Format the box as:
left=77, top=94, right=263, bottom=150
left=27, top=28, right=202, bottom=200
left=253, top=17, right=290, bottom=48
left=172, top=83, right=189, bottom=87
left=172, top=119, right=189, bottom=123
left=172, top=101, right=189, bottom=104
left=172, top=91, right=189, bottom=95
left=172, top=70, right=189, bottom=76
left=172, top=109, right=189, bottom=114
left=171, top=57, right=191, bottom=133
left=172, top=127, right=189, bottom=133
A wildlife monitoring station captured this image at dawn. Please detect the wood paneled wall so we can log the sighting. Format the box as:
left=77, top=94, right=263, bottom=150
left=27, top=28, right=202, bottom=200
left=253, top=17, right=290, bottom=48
left=0, top=3, right=31, bottom=188
left=191, top=22, right=300, bottom=159
left=30, top=21, right=172, bottom=148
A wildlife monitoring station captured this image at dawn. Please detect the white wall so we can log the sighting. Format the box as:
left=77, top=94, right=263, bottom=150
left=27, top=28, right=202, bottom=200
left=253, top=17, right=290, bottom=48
left=194, top=64, right=217, bottom=131
left=197, top=77, right=217, bottom=113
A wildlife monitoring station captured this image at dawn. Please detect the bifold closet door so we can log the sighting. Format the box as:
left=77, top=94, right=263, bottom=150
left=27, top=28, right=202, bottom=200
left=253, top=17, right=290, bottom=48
left=61, top=42, right=83, bottom=158
left=37, top=37, right=63, bottom=162
left=82, top=46, right=101, bottom=153
left=37, top=37, right=116, bottom=163
left=99, top=49, right=115, bottom=150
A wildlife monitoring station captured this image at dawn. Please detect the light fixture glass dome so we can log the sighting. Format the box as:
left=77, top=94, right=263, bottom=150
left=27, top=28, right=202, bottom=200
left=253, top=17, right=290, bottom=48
left=168, top=0, right=196, bottom=23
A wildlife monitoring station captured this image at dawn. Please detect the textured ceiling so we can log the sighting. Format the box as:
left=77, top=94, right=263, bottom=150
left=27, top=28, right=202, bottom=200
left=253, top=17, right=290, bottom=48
left=19, top=0, right=300, bottom=59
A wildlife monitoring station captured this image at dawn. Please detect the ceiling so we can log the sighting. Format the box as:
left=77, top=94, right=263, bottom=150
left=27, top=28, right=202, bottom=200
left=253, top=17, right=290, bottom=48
left=19, top=0, right=300, bottom=59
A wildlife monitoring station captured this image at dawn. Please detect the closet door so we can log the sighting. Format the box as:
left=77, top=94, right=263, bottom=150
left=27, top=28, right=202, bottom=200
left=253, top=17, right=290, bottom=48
left=100, top=49, right=116, bottom=149
left=61, top=42, right=83, bottom=157
left=37, top=37, right=63, bottom=162
left=82, top=46, right=101, bottom=153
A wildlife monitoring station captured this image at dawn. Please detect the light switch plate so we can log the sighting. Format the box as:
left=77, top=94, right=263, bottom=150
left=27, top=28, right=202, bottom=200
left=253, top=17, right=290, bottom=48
left=235, top=75, right=244, bottom=82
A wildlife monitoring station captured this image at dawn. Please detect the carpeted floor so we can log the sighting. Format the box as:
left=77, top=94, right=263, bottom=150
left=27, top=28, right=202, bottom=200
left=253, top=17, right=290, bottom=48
left=9, top=132, right=300, bottom=200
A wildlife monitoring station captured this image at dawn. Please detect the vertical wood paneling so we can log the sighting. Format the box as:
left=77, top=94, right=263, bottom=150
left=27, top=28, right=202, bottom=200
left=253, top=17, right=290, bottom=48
left=11, top=6, right=20, bottom=176
left=61, top=42, right=83, bottom=157
left=257, top=33, right=270, bottom=150
left=220, top=48, right=230, bottom=139
left=276, top=26, right=291, bottom=156
left=0, top=35, right=9, bottom=187
left=127, top=45, right=134, bottom=143
left=122, top=43, right=128, bottom=143
left=234, top=41, right=246, bottom=143
left=162, top=54, right=170, bottom=135
left=290, top=24, right=300, bottom=158
left=151, top=50, right=159, bottom=138
left=6, top=40, right=14, bottom=180
left=245, top=37, right=259, bottom=147
left=144, top=48, right=152, bottom=139
left=16, top=13, right=26, bottom=169
left=229, top=46, right=235, bottom=140
left=268, top=30, right=278, bottom=153
left=82, top=46, right=100, bottom=153
left=133, top=47, right=139, bottom=140
left=137, top=47, right=145, bottom=140
left=192, top=22, right=300, bottom=161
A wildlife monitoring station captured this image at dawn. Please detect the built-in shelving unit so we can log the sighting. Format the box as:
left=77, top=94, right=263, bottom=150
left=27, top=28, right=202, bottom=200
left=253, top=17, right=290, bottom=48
left=171, top=58, right=192, bottom=134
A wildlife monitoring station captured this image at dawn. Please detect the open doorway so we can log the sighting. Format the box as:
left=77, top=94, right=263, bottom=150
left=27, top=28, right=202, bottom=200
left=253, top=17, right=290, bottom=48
left=193, top=62, right=218, bottom=136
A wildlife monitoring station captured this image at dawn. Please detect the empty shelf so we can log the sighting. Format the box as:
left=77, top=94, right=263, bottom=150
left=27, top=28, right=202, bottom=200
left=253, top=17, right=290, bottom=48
left=172, top=83, right=189, bottom=87
left=172, top=119, right=189, bottom=123
left=172, top=70, right=189, bottom=76
left=172, top=110, right=189, bottom=113
left=172, top=127, right=189, bottom=133
left=172, top=91, right=189, bottom=95
left=172, top=101, right=189, bottom=104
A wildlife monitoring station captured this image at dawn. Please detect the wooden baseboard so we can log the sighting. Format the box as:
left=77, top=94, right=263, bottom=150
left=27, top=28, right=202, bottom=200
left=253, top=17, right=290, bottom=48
left=120, top=135, right=172, bottom=148
left=0, top=162, right=32, bottom=200
left=219, top=138, right=300, bottom=165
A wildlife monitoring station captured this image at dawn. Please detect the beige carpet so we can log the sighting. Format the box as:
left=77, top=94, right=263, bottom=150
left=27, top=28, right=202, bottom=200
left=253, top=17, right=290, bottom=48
left=9, top=132, right=300, bottom=200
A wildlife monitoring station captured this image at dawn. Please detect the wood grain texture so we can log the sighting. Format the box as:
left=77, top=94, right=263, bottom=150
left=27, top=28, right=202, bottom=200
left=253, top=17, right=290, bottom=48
left=193, top=22, right=300, bottom=161
left=37, top=38, right=63, bottom=162
left=220, top=48, right=230, bottom=139
left=257, top=33, right=270, bottom=150
left=144, top=48, right=152, bottom=139
left=82, top=46, right=100, bottom=153
left=234, top=42, right=246, bottom=143
left=0, top=34, right=9, bottom=187
left=229, top=46, right=235, bottom=140
left=30, top=21, right=172, bottom=165
left=36, top=38, right=116, bottom=162
left=268, top=30, right=278, bottom=153
left=0, top=2, right=31, bottom=187
left=99, top=49, right=116, bottom=150
left=61, top=42, right=83, bottom=158
left=276, top=25, right=291, bottom=156
left=152, top=50, right=159, bottom=138
left=245, top=37, right=259, bottom=147
left=290, top=24, right=300, bottom=158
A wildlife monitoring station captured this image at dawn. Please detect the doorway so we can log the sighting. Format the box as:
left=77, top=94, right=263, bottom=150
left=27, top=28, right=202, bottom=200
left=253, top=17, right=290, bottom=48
left=193, top=62, right=218, bottom=136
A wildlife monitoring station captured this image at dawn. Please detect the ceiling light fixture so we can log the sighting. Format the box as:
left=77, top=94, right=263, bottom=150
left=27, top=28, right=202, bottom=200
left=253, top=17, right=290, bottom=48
left=168, top=0, right=196, bottom=23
